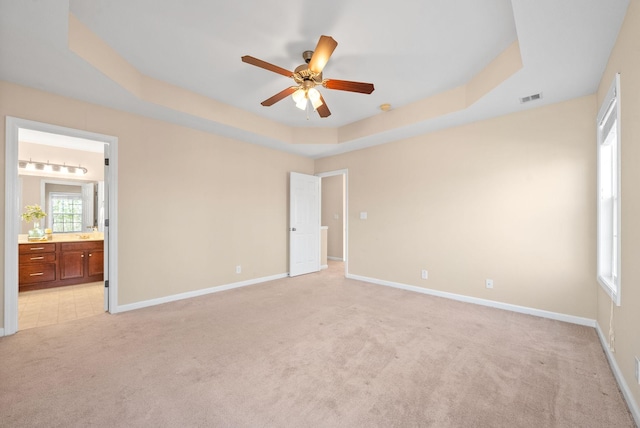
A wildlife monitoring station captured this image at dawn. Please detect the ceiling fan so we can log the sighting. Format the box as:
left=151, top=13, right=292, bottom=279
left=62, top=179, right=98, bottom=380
left=241, top=35, right=375, bottom=118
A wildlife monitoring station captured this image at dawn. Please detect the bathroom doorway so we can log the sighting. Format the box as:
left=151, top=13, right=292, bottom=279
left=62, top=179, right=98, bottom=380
left=318, top=169, right=348, bottom=276
left=4, top=117, right=119, bottom=336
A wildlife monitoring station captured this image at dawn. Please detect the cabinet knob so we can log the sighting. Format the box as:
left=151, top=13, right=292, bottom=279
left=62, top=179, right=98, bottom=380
left=89, top=253, right=92, bottom=257
left=81, top=254, right=84, bottom=258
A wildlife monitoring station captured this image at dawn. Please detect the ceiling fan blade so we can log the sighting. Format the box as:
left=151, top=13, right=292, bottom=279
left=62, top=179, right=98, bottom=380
left=316, top=94, right=331, bottom=118
left=261, top=87, right=298, bottom=106
left=324, top=79, right=375, bottom=94
left=308, top=36, right=338, bottom=74
left=241, top=55, right=293, bottom=78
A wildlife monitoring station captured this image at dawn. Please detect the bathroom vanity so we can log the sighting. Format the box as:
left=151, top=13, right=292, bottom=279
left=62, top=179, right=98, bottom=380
left=19, top=235, right=104, bottom=292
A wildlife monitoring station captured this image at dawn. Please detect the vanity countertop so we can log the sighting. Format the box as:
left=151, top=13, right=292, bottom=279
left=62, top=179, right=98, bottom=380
left=18, top=233, right=104, bottom=244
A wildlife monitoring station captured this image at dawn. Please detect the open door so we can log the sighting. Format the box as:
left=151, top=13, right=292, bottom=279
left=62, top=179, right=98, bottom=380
left=289, top=172, right=321, bottom=276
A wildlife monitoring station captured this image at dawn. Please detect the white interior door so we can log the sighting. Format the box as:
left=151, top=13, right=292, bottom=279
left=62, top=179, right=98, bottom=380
left=289, top=172, right=320, bottom=277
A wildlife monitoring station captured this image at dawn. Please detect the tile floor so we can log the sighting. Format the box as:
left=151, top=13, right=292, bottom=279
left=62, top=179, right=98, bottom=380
left=18, top=282, right=105, bottom=330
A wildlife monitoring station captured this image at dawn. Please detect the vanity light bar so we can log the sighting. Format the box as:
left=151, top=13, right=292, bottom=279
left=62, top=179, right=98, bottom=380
left=18, top=160, right=88, bottom=176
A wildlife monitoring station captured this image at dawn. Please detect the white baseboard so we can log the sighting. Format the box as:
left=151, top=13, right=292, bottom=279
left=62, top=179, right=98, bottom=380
left=0, top=327, right=4, bottom=337
left=346, top=273, right=596, bottom=327
left=115, top=273, right=288, bottom=313
left=595, top=322, right=640, bottom=426
left=328, top=256, right=344, bottom=261
left=321, top=264, right=329, bottom=270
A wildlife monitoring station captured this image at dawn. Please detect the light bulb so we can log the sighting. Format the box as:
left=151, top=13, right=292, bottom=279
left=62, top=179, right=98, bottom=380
left=43, top=163, right=52, bottom=172
left=76, top=166, right=85, bottom=176
left=61, top=165, right=69, bottom=174
left=25, top=162, right=35, bottom=171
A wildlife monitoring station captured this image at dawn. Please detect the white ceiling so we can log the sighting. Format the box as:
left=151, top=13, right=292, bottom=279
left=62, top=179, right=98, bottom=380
left=0, top=0, right=629, bottom=158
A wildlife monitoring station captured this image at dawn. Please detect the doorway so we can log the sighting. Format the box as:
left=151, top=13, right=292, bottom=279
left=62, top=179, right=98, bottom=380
left=4, top=117, right=119, bottom=336
left=318, top=169, right=348, bottom=276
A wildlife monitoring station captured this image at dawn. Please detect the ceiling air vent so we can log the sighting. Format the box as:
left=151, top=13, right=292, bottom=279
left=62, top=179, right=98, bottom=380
left=519, top=92, right=543, bottom=104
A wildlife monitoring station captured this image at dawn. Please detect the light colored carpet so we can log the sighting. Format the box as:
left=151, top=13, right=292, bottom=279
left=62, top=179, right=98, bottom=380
left=0, top=261, right=634, bottom=427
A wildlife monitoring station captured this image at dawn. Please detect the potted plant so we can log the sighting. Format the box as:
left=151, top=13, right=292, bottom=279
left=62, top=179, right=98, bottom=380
left=21, top=204, right=47, bottom=240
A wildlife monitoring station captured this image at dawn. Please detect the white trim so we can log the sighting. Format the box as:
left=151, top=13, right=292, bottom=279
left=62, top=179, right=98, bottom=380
left=4, top=119, right=20, bottom=335
left=316, top=169, right=348, bottom=276
left=117, top=273, right=288, bottom=313
left=327, top=256, right=344, bottom=261
left=346, top=273, right=596, bottom=327
left=321, top=264, right=329, bottom=270
left=596, top=322, right=640, bottom=426
left=0, top=328, right=5, bottom=337
left=596, top=73, right=622, bottom=306
left=4, top=117, right=119, bottom=334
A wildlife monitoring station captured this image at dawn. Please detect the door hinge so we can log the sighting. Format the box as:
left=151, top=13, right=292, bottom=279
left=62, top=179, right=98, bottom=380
left=105, top=219, right=109, bottom=227
left=104, top=280, right=109, bottom=288
left=105, top=158, right=110, bottom=166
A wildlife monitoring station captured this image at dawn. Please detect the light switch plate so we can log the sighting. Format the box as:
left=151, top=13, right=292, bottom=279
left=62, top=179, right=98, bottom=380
left=360, top=212, right=367, bottom=220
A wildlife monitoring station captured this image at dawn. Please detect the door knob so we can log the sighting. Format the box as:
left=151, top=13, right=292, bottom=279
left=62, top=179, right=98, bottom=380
left=290, top=227, right=296, bottom=231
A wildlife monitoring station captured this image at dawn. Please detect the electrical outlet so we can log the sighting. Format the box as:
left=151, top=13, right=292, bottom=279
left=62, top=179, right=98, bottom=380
left=635, top=356, right=640, bottom=385
left=421, top=269, right=428, bottom=280
left=235, top=265, right=242, bottom=274
left=485, top=279, right=494, bottom=289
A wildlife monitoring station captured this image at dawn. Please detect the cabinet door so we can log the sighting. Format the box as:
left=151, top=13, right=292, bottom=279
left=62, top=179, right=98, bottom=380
left=88, top=250, right=104, bottom=277
left=60, top=251, right=85, bottom=280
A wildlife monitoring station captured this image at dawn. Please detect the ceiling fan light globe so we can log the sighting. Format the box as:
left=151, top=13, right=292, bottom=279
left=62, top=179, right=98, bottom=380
left=292, top=88, right=306, bottom=103
left=296, top=98, right=308, bottom=110
left=308, top=88, right=321, bottom=102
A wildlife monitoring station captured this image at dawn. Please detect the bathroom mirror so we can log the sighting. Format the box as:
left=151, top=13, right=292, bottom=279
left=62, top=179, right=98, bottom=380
left=19, top=176, right=104, bottom=235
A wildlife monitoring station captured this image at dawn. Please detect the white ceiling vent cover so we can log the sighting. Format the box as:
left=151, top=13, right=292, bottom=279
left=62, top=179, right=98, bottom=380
left=519, top=93, right=543, bottom=104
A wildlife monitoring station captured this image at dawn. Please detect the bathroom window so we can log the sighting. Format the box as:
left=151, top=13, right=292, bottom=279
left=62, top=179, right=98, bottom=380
left=597, top=74, right=621, bottom=305
left=50, top=192, right=83, bottom=233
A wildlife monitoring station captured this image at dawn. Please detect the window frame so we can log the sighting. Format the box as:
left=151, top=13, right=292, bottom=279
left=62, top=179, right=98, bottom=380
left=597, top=73, right=622, bottom=306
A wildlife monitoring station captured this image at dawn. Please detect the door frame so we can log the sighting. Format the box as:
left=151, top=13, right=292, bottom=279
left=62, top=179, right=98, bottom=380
left=316, top=169, right=348, bottom=276
left=4, top=116, right=119, bottom=336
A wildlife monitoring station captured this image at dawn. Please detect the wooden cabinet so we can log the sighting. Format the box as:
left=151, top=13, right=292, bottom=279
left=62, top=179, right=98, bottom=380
left=88, top=249, right=104, bottom=277
left=19, top=240, right=104, bottom=291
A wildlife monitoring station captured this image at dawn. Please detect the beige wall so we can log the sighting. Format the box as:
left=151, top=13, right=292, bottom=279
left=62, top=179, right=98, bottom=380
left=316, top=95, right=597, bottom=319
left=596, top=0, right=640, bottom=412
left=321, top=174, right=344, bottom=260
left=0, top=81, right=314, bottom=323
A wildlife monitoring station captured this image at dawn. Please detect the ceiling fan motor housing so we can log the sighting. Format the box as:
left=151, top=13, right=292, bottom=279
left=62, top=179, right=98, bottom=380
left=294, top=63, right=323, bottom=87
